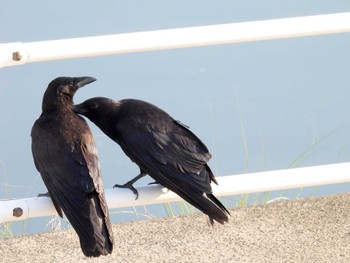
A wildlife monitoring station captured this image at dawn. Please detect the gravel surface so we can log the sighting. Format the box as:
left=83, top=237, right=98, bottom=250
left=1, top=193, right=350, bottom=263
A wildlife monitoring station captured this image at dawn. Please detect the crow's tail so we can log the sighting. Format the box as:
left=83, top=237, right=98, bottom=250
left=174, top=186, right=230, bottom=225
left=57, top=191, right=114, bottom=257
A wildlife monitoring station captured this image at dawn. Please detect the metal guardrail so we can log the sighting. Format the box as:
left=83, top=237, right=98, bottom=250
left=1, top=12, right=350, bottom=68
left=1, top=162, right=350, bottom=223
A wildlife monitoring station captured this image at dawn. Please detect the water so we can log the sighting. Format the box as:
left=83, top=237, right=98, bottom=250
left=1, top=1, right=350, bottom=236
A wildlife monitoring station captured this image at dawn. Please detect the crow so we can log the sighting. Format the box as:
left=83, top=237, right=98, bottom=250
left=31, top=77, right=114, bottom=257
left=74, top=97, right=230, bottom=225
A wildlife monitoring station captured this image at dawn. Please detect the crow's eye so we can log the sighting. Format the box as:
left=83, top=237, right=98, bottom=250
left=58, top=85, right=70, bottom=95
left=90, top=103, right=98, bottom=109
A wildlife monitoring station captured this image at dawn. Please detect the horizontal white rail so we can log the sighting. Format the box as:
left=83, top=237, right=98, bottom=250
left=1, top=12, right=350, bottom=68
left=1, top=162, right=350, bottom=224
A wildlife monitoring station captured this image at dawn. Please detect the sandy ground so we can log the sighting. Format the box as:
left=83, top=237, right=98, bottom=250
left=1, top=193, right=350, bottom=263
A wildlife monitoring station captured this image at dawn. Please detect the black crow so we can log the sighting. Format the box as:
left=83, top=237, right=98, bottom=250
left=31, top=77, right=114, bottom=257
left=74, top=97, right=230, bottom=225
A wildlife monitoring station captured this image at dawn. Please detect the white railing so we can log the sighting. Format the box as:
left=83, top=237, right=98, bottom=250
left=1, top=12, right=350, bottom=68
left=1, top=162, right=350, bottom=223
left=1, top=13, right=350, bottom=224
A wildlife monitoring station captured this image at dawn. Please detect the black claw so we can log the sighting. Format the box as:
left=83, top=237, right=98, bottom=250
left=37, top=192, right=50, bottom=197
left=114, top=182, right=139, bottom=200
left=148, top=181, right=160, bottom=185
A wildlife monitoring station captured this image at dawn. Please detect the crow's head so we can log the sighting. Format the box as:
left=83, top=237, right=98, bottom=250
left=74, top=97, right=119, bottom=126
left=42, top=76, right=96, bottom=112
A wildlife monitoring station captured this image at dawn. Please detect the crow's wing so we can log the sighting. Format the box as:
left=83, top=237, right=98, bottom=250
left=116, top=119, right=229, bottom=223
left=117, top=119, right=214, bottom=193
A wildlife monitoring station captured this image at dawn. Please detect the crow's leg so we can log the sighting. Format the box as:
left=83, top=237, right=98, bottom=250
left=113, top=171, right=147, bottom=200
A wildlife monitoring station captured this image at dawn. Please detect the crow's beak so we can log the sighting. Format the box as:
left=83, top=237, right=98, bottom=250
left=75, top=76, right=97, bottom=88
left=73, top=103, right=88, bottom=115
